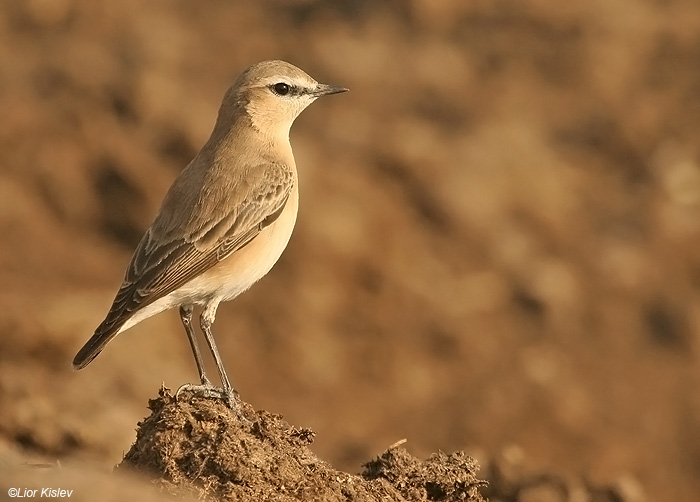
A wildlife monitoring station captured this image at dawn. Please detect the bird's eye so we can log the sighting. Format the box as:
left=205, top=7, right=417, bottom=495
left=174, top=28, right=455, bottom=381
left=272, top=82, right=290, bottom=96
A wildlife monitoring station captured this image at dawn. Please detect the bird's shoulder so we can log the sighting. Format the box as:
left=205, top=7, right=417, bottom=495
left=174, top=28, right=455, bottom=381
left=152, top=154, right=294, bottom=244
left=123, top=153, right=293, bottom=276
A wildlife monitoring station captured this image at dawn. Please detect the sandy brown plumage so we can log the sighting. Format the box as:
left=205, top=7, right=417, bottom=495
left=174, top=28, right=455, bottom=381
left=72, top=60, right=347, bottom=409
left=73, top=160, right=294, bottom=370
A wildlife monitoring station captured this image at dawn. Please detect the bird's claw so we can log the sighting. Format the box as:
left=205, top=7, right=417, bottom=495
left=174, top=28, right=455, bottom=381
left=175, top=382, right=239, bottom=410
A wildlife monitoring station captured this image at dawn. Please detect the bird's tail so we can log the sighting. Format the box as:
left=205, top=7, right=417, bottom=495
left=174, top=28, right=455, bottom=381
left=72, top=322, right=124, bottom=370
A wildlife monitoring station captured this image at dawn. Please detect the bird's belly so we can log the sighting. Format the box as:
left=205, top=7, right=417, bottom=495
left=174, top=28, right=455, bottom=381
left=181, top=184, right=299, bottom=304
left=116, top=184, right=299, bottom=334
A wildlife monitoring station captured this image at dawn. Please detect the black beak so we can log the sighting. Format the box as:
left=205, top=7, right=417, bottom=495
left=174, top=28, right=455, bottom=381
left=312, top=83, right=349, bottom=97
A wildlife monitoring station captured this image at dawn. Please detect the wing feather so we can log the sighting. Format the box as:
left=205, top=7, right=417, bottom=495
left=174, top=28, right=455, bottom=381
left=72, top=161, right=293, bottom=369
left=116, top=162, right=292, bottom=324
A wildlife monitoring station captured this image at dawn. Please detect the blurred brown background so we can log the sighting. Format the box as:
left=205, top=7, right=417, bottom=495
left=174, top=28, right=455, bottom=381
left=1, top=0, right=699, bottom=499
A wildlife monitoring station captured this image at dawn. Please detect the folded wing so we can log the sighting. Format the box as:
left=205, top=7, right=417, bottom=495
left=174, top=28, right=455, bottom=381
left=73, top=162, right=293, bottom=369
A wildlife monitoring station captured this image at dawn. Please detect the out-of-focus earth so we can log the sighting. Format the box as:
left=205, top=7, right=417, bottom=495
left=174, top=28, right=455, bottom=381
left=1, top=1, right=699, bottom=500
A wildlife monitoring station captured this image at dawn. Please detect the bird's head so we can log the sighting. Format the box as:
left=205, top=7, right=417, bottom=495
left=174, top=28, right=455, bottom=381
left=217, top=60, right=348, bottom=143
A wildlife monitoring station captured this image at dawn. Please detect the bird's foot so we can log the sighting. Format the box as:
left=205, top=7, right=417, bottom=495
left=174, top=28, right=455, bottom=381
left=175, top=382, right=239, bottom=410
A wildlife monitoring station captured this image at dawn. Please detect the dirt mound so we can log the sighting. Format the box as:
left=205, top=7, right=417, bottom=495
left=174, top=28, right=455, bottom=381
left=119, top=388, right=485, bottom=501
left=116, top=388, right=642, bottom=502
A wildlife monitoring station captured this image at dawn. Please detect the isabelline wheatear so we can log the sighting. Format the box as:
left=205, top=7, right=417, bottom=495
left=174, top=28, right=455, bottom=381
left=73, top=60, right=347, bottom=408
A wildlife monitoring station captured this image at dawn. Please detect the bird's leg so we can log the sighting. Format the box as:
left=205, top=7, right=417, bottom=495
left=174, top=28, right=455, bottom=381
left=175, top=305, right=228, bottom=403
left=178, top=304, right=211, bottom=386
left=199, top=303, right=238, bottom=410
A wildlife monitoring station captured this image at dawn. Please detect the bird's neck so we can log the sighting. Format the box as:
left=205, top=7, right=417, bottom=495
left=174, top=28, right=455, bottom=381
left=207, top=116, right=291, bottom=156
left=245, top=102, right=295, bottom=145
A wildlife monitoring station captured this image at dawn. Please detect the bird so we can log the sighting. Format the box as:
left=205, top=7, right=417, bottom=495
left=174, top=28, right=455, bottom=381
left=73, top=60, right=348, bottom=409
